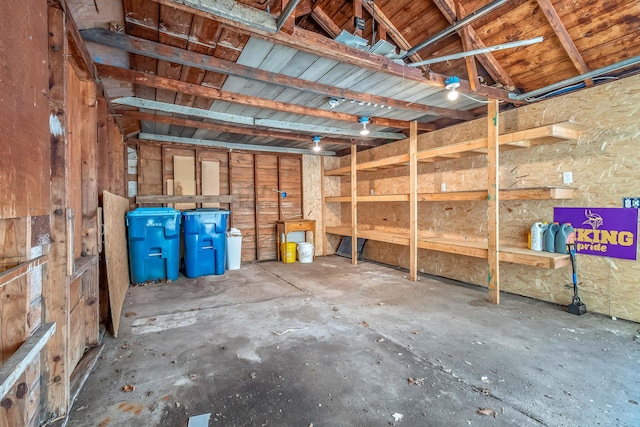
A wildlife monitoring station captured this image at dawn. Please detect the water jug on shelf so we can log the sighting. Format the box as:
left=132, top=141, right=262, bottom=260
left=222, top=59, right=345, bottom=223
left=544, top=222, right=560, bottom=253
left=555, top=223, right=575, bottom=254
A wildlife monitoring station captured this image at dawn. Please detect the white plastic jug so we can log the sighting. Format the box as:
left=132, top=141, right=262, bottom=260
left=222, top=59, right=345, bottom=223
left=530, top=222, right=548, bottom=251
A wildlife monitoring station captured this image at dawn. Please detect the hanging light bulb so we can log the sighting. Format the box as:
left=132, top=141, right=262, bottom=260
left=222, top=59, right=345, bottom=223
left=444, top=76, right=460, bottom=101
left=358, top=117, right=370, bottom=136
left=312, top=136, right=322, bottom=152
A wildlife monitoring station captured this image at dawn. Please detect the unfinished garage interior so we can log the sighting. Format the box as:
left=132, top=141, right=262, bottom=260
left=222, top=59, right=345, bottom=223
left=1, top=0, right=640, bottom=425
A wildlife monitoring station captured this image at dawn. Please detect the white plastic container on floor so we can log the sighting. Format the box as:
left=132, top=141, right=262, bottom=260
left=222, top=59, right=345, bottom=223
left=226, top=228, right=242, bottom=270
left=297, top=242, right=314, bottom=263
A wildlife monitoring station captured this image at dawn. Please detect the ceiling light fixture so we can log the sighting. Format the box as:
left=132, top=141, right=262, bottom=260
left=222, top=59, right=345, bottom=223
left=312, top=135, right=322, bottom=152
left=444, top=76, right=460, bottom=101
left=359, top=117, right=370, bottom=136
left=328, top=97, right=339, bottom=109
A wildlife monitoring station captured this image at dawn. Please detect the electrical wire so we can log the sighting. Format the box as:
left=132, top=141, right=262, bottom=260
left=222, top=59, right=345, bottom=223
left=456, top=91, right=503, bottom=104
left=523, top=76, right=620, bottom=102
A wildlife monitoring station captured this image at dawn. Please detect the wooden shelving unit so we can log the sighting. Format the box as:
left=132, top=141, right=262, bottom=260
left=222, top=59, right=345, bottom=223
left=325, top=187, right=575, bottom=203
left=325, top=226, right=570, bottom=269
left=324, top=112, right=586, bottom=302
left=324, top=121, right=584, bottom=176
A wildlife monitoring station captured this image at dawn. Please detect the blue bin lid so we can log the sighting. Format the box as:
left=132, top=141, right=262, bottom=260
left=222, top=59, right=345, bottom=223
left=127, top=207, right=181, bottom=217
left=182, top=208, right=230, bottom=216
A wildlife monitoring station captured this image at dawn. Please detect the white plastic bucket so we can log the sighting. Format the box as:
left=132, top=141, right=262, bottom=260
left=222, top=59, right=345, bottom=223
left=226, top=228, right=242, bottom=270
left=297, top=242, right=314, bottom=263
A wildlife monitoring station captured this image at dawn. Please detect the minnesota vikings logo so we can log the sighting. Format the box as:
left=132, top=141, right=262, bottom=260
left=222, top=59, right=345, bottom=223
left=582, top=209, right=603, bottom=230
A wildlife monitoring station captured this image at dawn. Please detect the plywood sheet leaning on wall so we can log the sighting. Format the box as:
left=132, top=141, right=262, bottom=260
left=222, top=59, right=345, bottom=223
left=201, top=161, right=220, bottom=208
left=103, top=191, right=130, bottom=337
left=137, top=145, right=162, bottom=198
left=173, top=155, right=196, bottom=210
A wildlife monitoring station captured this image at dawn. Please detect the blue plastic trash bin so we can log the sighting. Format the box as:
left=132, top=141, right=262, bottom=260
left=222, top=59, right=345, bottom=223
left=182, top=209, right=230, bottom=277
left=126, top=207, right=181, bottom=284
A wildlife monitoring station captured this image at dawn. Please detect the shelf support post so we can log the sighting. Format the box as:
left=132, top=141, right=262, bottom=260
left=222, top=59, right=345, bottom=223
left=488, top=99, right=500, bottom=304
left=351, top=145, right=358, bottom=264
left=409, top=121, right=418, bottom=281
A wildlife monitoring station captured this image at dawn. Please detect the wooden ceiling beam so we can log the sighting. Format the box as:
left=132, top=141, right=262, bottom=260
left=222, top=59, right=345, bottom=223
left=119, top=110, right=377, bottom=146
left=456, top=3, right=480, bottom=92
left=82, top=28, right=474, bottom=120
left=97, top=63, right=435, bottom=131
left=310, top=6, right=342, bottom=38
left=432, top=0, right=515, bottom=89
left=535, top=0, right=593, bottom=87
left=148, top=0, right=514, bottom=102
left=112, top=96, right=406, bottom=139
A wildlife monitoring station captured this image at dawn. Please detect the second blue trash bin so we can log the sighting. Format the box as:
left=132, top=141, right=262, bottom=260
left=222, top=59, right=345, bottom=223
left=182, top=209, right=230, bottom=277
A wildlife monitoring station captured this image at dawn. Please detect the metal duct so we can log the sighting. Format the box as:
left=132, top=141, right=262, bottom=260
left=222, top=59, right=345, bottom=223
left=402, top=0, right=510, bottom=59
left=512, top=55, right=640, bottom=101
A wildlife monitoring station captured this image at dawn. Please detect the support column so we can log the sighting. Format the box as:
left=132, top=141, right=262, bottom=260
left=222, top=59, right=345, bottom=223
left=351, top=145, right=358, bottom=264
left=44, top=1, right=71, bottom=418
left=487, top=99, right=500, bottom=304
left=409, top=121, right=418, bottom=281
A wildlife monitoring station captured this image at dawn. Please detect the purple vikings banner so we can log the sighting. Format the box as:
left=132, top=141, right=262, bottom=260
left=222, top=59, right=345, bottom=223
left=554, top=207, right=639, bottom=260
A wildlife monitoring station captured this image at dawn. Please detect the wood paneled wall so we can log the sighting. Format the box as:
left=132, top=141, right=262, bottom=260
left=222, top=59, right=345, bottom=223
left=135, top=143, right=303, bottom=262
left=1, top=1, right=124, bottom=424
left=328, top=74, right=640, bottom=323
left=0, top=1, right=53, bottom=425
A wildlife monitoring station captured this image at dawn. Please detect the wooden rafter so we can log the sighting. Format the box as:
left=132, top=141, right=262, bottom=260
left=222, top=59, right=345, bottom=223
left=456, top=3, right=480, bottom=91
left=432, top=0, right=515, bottom=89
left=82, top=28, right=475, bottom=120
left=96, top=64, right=435, bottom=131
left=361, top=0, right=424, bottom=65
left=118, top=110, right=380, bottom=146
left=148, top=0, right=514, bottom=102
left=310, top=6, right=342, bottom=38
left=535, top=0, right=593, bottom=87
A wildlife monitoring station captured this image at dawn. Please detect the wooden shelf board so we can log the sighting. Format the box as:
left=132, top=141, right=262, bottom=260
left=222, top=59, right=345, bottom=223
left=325, top=121, right=586, bottom=175
left=324, top=166, right=351, bottom=176
left=325, top=196, right=351, bottom=203
left=500, top=245, right=571, bottom=269
left=325, top=227, right=569, bottom=269
left=420, top=187, right=575, bottom=201
left=326, top=187, right=574, bottom=203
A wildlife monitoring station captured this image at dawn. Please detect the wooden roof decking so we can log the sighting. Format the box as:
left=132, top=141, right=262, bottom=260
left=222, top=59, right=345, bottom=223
left=68, top=0, right=640, bottom=154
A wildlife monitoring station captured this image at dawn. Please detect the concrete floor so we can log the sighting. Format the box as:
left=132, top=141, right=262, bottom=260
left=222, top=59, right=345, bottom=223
left=68, top=256, right=639, bottom=427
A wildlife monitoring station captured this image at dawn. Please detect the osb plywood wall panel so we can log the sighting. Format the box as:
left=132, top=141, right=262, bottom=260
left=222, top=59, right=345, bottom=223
left=323, top=157, right=342, bottom=253
left=0, top=1, right=50, bottom=219
left=303, top=155, right=323, bottom=255
left=344, top=75, right=640, bottom=322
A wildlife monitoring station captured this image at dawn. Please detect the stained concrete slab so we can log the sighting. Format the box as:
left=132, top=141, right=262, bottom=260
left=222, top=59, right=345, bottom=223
left=68, top=256, right=640, bottom=426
